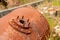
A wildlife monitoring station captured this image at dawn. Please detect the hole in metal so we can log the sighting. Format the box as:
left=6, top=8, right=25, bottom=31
left=19, top=20, right=25, bottom=24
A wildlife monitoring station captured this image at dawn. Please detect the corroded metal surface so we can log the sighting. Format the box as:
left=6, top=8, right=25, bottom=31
left=0, top=6, right=50, bottom=40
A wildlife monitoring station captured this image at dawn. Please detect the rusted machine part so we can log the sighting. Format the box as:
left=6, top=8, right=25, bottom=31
left=9, top=16, right=31, bottom=34
left=0, top=6, right=50, bottom=40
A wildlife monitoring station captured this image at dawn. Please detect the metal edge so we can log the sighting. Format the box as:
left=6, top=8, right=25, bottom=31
left=0, top=0, right=44, bottom=13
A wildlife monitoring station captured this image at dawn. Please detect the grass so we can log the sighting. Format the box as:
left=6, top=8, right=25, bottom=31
left=43, top=14, right=57, bottom=30
left=43, top=14, right=60, bottom=40
left=43, top=14, right=59, bottom=40
left=39, top=0, right=60, bottom=40
left=18, top=0, right=37, bottom=4
left=52, top=0, right=60, bottom=6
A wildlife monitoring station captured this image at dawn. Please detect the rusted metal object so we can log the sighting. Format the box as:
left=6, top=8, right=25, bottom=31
left=0, top=6, right=50, bottom=40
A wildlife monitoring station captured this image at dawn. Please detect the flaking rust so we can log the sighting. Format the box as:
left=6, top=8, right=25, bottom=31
left=0, top=6, right=50, bottom=40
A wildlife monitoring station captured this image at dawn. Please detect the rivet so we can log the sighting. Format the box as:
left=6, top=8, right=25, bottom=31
left=17, top=16, right=19, bottom=19
left=22, top=16, right=24, bottom=19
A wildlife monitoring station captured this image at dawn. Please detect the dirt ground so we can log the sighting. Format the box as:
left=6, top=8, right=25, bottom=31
left=0, top=3, right=5, bottom=10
